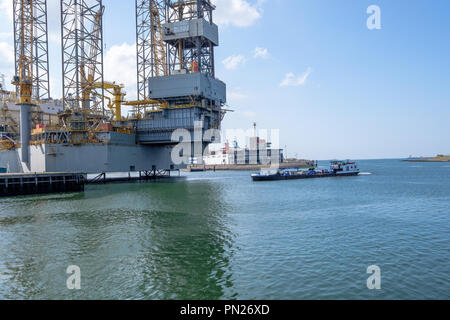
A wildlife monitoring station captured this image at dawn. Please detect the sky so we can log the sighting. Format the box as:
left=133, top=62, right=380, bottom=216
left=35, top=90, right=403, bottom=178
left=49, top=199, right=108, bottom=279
left=1, top=0, right=449, bottom=160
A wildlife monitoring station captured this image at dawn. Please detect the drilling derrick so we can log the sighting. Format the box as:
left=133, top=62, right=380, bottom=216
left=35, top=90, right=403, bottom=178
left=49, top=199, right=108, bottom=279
left=13, top=0, right=34, bottom=105
left=1, top=0, right=227, bottom=174
left=61, top=0, right=105, bottom=115
left=157, top=0, right=224, bottom=111
left=133, top=0, right=226, bottom=164
left=31, top=0, right=50, bottom=100
left=165, top=0, right=215, bottom=77
left=13, top=0, right=50, bottom=102
left=136, top=0, right=168, bottom=101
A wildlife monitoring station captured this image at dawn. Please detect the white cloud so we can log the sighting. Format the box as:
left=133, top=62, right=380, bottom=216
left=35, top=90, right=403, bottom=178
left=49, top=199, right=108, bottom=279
left=253, top=47, right=269, bottom=59
left=241, top=111, right=257, bottom=118
left=48, top=32, right=61, bottom=44
left=213, top=0, right=264, bottom=27
left=0, top=32, right=12, bottom=40
left=0, top=41, right=15, bottom=91
left=0, top=41, right=14, bottom=65
left=0, top=0, right=13, bottom=21
left=228, top=91, right=247, bottom=100
left=104, top=42, right=137, bottom=100
left=222, top=54, right=246, bottom=70
left=280, top=67, right=313, bottom=87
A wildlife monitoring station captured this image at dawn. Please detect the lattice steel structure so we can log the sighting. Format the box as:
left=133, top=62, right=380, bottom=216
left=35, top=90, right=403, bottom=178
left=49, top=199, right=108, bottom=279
left=61, top=0, right=104, bottom=113
left=135, top=0, right=167, bottom=101
left=165, top=0, right=216, bottom=77
left=13, top=0, right=35, bottom=103
left=13, top=0, right=50, bottom=102
left=166, top=0, right=213, bottom=26
left=32, top=0, right=50, bottom=100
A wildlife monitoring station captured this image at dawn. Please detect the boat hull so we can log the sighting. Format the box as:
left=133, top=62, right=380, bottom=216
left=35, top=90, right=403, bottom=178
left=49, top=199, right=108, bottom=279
left=252, top=172, right=359, bottom=181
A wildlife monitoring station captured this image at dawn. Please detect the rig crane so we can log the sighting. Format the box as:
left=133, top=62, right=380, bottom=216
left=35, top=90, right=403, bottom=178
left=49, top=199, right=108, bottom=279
left=81, top=5, right=105, bottom=111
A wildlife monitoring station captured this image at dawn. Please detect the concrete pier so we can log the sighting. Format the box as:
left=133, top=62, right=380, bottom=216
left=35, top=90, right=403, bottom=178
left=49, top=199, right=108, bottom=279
left=0, top=172, right=85, bottom=197
left=86, top=170, right=175, bottom=184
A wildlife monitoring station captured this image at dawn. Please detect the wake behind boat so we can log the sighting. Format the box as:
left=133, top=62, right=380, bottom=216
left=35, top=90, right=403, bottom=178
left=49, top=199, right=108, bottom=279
left=251, top=161, right=360, bottom=181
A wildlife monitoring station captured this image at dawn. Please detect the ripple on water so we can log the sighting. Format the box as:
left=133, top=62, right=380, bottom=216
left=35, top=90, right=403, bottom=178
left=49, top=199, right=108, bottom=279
left=0, top=160, right=449, bottom=299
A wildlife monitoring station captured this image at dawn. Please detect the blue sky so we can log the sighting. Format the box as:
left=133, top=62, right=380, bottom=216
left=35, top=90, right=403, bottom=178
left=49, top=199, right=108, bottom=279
left=1, top=0, right=449, bottom=159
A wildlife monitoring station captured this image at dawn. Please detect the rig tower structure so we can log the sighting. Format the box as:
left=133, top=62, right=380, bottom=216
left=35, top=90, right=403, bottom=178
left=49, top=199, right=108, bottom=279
left=12, top=0, right=48, bottom=163
left=1, top=0, right=227, bottom=174
left=165, top=0, right=216, bottom=78
left=13, top=0, right=51, bottom=101
left=135, top=0, right=168, bottom=101
left=13, top=0, right=35, bottom=105
left=132, top=0, right=226, bottom=160
left=60, top=0, right=105, bottom=114
left=138, top=0, right=225, bottom=149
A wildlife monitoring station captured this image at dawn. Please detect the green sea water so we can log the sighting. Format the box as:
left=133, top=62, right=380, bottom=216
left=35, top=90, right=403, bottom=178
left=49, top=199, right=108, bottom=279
left=0, top=159, right=449, bottom=299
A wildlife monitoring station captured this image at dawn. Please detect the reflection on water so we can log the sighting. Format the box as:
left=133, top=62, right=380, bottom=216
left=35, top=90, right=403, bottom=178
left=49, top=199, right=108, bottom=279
left=0, top=181, right=236, bottom=299
left=1, top=160, right=450, bottom=299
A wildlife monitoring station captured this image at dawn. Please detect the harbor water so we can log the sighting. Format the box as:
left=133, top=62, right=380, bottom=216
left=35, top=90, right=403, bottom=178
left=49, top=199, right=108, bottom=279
left=0, top=159, right=449, bottom=299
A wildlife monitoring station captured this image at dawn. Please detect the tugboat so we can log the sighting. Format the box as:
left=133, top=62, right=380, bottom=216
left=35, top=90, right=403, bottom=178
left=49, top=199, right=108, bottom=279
left=251, top=160, right=360, bottom=181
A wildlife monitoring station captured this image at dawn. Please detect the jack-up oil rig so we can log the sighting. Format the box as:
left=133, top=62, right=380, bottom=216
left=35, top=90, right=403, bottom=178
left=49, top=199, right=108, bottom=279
left=0, top=0, right=226, bottom=175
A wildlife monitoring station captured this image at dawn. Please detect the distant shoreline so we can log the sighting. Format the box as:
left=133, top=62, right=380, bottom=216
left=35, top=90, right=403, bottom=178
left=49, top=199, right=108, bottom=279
left=403, top=156, right=450, bottom=163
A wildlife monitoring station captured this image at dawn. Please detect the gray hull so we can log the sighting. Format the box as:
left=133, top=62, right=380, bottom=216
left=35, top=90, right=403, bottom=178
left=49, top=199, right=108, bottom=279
left=252, top=172, right=359, bottom=181
left=0, top=132, right=180, bottom=174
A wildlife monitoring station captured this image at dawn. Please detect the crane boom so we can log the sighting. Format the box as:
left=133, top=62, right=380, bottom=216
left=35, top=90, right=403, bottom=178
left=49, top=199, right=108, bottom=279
left=80, top=5, right=105, bottom=107
left=150, top=1, right=167, bottom=78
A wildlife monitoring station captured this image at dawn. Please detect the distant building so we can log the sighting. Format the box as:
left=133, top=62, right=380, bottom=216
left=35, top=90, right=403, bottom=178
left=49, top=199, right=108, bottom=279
left=204, top=138, right=284, bottom=166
